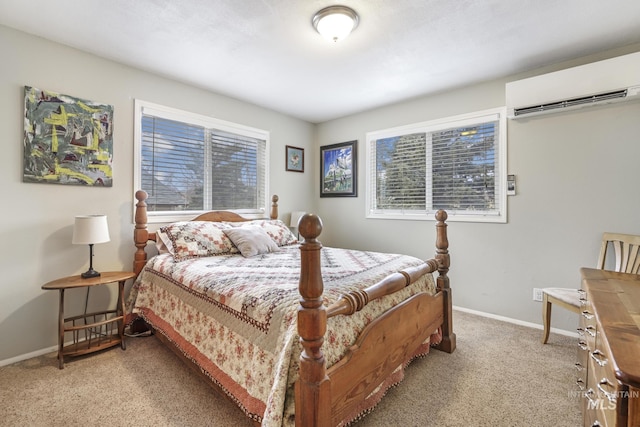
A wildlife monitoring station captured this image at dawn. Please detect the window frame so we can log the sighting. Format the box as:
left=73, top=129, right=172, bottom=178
left=365, top=107, right=508, bottom=223
left=133, top=99, right=270, bottom=224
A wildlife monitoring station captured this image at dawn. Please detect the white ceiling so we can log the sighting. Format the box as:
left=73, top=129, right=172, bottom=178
left=2, top=1, right=640, bottom=123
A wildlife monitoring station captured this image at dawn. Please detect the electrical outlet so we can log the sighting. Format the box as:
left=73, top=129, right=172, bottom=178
left=533, top=288, right=544, bottom=302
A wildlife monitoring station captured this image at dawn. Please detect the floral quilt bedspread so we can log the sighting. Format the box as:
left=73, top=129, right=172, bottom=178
left=127, top=245, right=438, bottom=426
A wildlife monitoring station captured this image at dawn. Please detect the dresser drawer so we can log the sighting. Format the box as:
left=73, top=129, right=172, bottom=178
left=576, top=344, right=588, bottom=391
left=577, top=298, right=596, bottom=395
left=584, top=399, right=605, bottom=427
left=586, top=375, right=620, bottom=427
left=581, top=309, right=597, bottom=350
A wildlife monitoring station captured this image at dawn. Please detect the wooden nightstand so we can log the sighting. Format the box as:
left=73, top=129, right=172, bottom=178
left=42, top=271, right=136, bottom=369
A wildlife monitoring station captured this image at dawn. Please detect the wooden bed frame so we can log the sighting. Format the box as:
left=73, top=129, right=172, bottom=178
left=133, top=190, right=456, bottom=427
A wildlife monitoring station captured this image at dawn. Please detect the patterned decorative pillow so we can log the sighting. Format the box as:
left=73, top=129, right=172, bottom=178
left=159, top=221, right=237, bottom=262
left=223, top=226, right=280, bottom=257
left=155, top=230, right=172, bottom=254
left=230, top=219, right=298, bottom=247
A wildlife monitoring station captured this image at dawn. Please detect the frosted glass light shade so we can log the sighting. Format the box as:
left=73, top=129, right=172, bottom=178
left=72, top=215, right=110, bottom=245
left=313, top=6, right=359, bottom=42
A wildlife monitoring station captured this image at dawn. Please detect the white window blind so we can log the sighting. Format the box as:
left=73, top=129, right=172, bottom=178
left=366, top=108, right=507, bottom=223
left=134, top=100, right=269, bottom=222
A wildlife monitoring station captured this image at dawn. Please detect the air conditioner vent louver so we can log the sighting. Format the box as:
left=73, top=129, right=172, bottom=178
left=513, top=89, right=628, bottom=117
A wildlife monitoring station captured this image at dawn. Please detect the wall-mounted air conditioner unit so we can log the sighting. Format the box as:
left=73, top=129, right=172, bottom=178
left=506, top=51, right=640, bottom=119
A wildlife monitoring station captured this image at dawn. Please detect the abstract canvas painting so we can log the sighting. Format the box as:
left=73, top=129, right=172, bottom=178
left=23, top=86, right=114, bottom=186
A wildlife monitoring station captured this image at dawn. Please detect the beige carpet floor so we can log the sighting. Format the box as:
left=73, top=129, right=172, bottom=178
left=0, top=310, right=581, bottom=426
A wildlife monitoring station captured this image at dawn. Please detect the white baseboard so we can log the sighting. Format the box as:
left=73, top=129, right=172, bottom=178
left=453, top=305, right=579, bottom=338
left=1, top=305, right=578, bottom=367
left=1, top=344, right=58, bottom=367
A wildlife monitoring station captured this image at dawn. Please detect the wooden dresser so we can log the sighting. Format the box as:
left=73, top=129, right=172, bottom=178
left=578, top=268, right=640, bottom=427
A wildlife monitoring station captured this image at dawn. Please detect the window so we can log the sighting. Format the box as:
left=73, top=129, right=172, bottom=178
left=366, top=108, right=507, bottom=223
left=134, top=100, right=269, bottom=223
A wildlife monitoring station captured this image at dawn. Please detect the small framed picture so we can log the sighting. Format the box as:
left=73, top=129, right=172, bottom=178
left=320, top=140, right=357, bottom=197
left=286, top=145, right=304, bottom=172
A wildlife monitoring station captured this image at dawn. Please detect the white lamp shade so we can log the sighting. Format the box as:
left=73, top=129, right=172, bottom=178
left=72, top=215, right=110, bottom=245
left=290, top=211, right=306, bottom=228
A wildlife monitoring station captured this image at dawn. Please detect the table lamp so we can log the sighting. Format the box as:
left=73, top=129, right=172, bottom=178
left=72, top=215, right=110, bottom=278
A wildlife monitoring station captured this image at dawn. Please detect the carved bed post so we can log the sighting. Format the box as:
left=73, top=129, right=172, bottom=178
left=270, top=195, right=279, bottom=220
left=134, top=190, right=149, bottom=277
left=295, top=214, right=331, bottom=427
left=434, top=209, right=456, bottom=353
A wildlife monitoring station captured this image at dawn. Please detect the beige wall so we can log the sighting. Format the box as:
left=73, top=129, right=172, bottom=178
left=0, top=25, right=316, bottom=362
left=2, top=22, right=639, bottom=363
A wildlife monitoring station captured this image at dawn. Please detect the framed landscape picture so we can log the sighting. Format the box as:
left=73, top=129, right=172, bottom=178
left=320, top=140, right=357, bottom=197
left=286, top=145, right=304, bottom=172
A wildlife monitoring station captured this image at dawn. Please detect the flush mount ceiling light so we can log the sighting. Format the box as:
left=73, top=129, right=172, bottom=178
left=312, top=5, right=359, bottom=43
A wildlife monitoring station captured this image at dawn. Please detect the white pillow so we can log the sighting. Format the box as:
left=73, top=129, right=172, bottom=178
left=226, top=219, right=298, bottom=246
left=223, top=226, right=279, bottom=257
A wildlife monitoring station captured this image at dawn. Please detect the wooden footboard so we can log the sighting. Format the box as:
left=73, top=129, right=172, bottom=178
left=295, top=211, right=455, bottom=427
left=328, top=292, right=443, bottom=424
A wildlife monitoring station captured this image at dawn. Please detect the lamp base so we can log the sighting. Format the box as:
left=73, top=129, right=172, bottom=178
left=81, top=269, right=101, bottom=279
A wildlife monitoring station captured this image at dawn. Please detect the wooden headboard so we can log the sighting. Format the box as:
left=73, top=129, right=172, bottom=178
left=133, top=190, right=279, bottom=275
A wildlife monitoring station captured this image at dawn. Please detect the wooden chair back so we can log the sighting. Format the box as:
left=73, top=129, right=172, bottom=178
left=596, top=232, right=640, bottom=274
